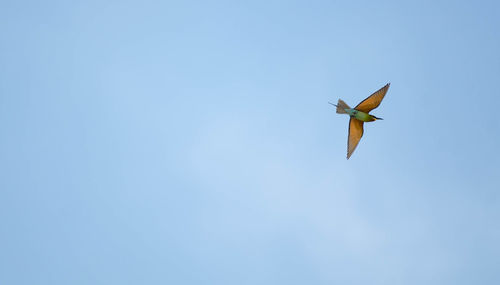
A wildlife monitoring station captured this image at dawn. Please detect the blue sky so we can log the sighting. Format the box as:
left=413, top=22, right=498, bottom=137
left=1, top=0, right=499, bottom=284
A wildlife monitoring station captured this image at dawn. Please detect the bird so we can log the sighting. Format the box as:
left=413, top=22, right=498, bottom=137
left=330, top=83, right=390, bottom=159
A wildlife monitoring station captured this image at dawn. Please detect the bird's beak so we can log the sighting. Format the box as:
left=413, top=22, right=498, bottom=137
left=374, top=116, right=383, bottom=120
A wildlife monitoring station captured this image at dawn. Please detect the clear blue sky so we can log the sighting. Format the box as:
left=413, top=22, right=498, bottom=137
left=1, top=0, right=499, bottom=284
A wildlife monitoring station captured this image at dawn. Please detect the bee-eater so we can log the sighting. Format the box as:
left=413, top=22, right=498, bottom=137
left=330, top=83, right=390, bottom=159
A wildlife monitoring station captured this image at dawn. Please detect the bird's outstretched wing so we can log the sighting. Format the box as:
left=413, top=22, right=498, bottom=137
left=347, top=118, right=364, bottom=159
left=354, top=83, right=390, bottom=113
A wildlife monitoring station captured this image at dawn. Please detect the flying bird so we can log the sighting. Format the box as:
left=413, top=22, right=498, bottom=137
left=330, top=83, right=390, bottom=159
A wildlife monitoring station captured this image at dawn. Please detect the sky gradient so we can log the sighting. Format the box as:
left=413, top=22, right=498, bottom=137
left=1, top=0, right=500, bottom=284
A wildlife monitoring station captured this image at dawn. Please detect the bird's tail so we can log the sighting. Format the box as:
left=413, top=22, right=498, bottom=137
left=330, top=99, right=350, bottom=114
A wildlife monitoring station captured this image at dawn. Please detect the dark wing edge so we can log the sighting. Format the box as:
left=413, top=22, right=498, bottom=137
left=347, top=118, right=364, bottom=159
left=354, top=83, right=390, bottom=113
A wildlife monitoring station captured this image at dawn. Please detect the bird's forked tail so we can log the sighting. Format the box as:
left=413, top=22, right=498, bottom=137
left=329, top=99, right=351, bottom=114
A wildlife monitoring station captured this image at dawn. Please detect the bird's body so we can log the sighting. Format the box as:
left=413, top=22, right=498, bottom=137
left=330, top=83, right=390, bottom=159
left=344, top=109, right=377, bottom=122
